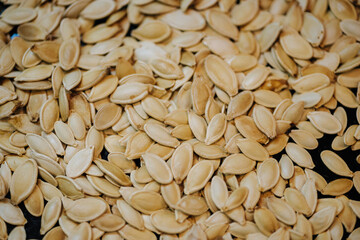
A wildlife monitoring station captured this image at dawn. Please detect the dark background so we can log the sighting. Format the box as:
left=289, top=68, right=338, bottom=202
left=1, top=2, right=359, bottom=239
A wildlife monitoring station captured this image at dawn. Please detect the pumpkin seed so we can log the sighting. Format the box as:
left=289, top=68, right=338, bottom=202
left=267, top=196, right=296, bottom=225
left=160, top=9, right=205, bottom=31
left=309, top=206, right=336, bottom=235
left=65, top=197, right=107, bottom=222
left=40, top=197, right=62, bottom=235
left=257, top=158, right=280, bottom=192
left=90, top=213, right=125, bottom=232
left=320, top=150, right=353, bottom=177
left=1, top=1, right=360, bottom=238
left=307, top=111, right=342, bottom=134
left=151, top=209, right=191, bottom=234
left=142, top=152, right=173, bottom=185
left=205, top=54, right=238, bottom=96
left=236, top=138, right=269, bottom=161
left=129, top=190, right=167, bottom=214
left=184, top=160, right=214, bottom=195
left=10, top=159, right=38, bottom=205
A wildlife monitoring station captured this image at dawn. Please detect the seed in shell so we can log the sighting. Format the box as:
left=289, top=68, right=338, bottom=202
left=0, top=0, right=360, bottom=239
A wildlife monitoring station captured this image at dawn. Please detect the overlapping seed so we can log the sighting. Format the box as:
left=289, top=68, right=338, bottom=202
left=0, top=0, right=360, bottom=239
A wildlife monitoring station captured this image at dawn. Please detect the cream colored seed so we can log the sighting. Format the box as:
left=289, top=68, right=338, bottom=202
left=1, top=0, right=360, bottom=238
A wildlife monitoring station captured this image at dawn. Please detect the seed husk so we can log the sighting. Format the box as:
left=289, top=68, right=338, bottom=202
left=94, top=103, right=122, bottom=130
left=309, top=206, right=337, bottom=235
left=54, top=121, right=76, bottom=146
left=321, top=178, right=353, bottom=196
left=205, top=113, right=227, bottom=145
left=241, top=66, right=271, bottom=91
left=117, top=199, right=144, bottom=230
left=160, top=181, right=181, bottom=211
left=307, top=111, right=342, bottom=134
left=56, top=175, right=84, bottom=199
left=267, top=196, right=296, bottom=226
left=230, top=0, right=258, bottom=26
left=0, top=131, right=25, bottom=155
left=280, top=26, right=313, bottom=60
left=228, top=221, right=260, bottom=238
left=30, top=150, right=64, bottom=177
left=39, top=98, right=59, bottom=133
left=24, top=185, right=44, bottom=217
left=40, top=197, right=62, bottom=235
left=253, top=105, right=276, bottom=139
left=125, top=131, right=152, bottom=160
left=259, top=22, right=282, bottom=52
left=87, top=175, right=121, bottom=198
left=59, top=38, right=80, bottom=71
left=149, top=57, right=183, bottom=80
left=15, top=64, right=54, bottom=82
left=65, top=197, right=107, bottom=222
left=110, top=82, right=150, bottom=104
left=340, top=19, right=360, bottom=42
left=160, top=9, right=205, bottom=31
left=289, top=129, right=318, bottom=150
left=205, top=54, right=238, bottom=96
left=8, top=226, right=26, bottom=240
left=265, top=134, right=289, bottom=155
left=257, top=158, right=280, bottom=192
left=236, top=138, right=269, bottom=161
left=240, top=171, right=261, bottom=211
left=85, top=126, right=104, bottom=157
left=144, top=121, right=180, bottom=148
left=142, top=152, right=173, bottom=184
left=132, top=20, right=171, bottom=43
left=210, top=176, right=228, bottom=210
left=320, top=150, right=353, bottom=177
left=329, top=0, right=357, bottom=20
left=254, top=207, right=279, bottom=236
left=37, top=180, right=63, bottom=202
left=338, top=195, right=356, bottom=233
left=285, top=143, right=315, bottom=169
left=2, top=7, right=37, bottom=25
left=184, top=160, right=214, bottom=195
left=170, top=142, right=193, bottom=184
left=90, top=213, right=125, bottom=232
left=235, top=115, right=268, bottom=144
left=151, top=209, right=191, bottom=234
left=203, top=35, right=239, bottom=58
left=227, top=92, right=254, bottom=121
left=141, top=95, right=168, bottom=121
left=300, top=13, right=324, bottom=47
left=188, top=111, right=207, bottom=142
left=226, top=54, right=257, bottom=73
left=253, top=89, right=283, bottom=108
left=129, top=190, right=167, bottom=214
left=206, top=9, right=238, bottom=40
left=0, top=198, right=27, bottom=225
left=220, top=153, right=256, bottom=175
left=284, top=187, right=311, bottom=216
left=348, top=227, right=360, bottom=240
left=81, top=0, right=115, bottom=20
left=66, top=146, right=94, bottom=178
left=17, top=23, right=47, bottom=41
left=177, top=195, right=209, bottom=216
left=119, top=224, right=157, bottom=240
left=10, top=159, right=38, bottom=205
left=1, top=1, right=360, bottom=238
left=87, top=75, right=118, bottom=102
left=335, top=83, right=358, bottom=108
left=26, top=133, right=57, bottom=160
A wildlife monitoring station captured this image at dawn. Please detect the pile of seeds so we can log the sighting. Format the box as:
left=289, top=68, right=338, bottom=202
left=0, top=0, right=360, bottom=239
